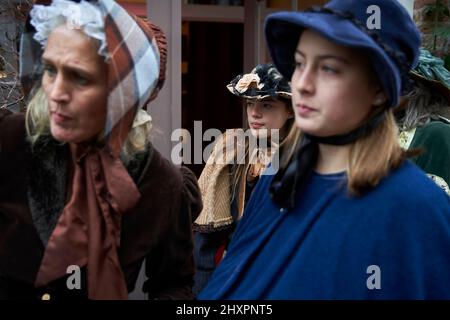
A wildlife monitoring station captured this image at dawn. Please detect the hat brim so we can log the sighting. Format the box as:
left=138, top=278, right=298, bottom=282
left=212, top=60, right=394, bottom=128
left=237, top=92, right=292, bottom=100
left=226, top=84, right=291, bottom=100
left=265, top=11, right=401, bottom=107
left=410, top=71, right=450, bottom=104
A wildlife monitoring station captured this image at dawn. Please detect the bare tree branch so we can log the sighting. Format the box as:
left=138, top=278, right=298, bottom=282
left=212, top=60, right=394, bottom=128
left=0, top=0, right=32, bottom=111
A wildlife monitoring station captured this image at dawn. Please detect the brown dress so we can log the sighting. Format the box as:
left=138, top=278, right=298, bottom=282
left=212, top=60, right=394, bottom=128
left=0, top=109, right=202, bottom=300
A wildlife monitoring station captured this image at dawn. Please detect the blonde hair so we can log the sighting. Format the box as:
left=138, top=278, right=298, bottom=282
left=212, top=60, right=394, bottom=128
left=25, top=87, right=49, bottom=146
left=278, top=109, right=407, bottom=197
left=347, top=109, right=407, bottom=195
left=25, top=87, right=152, bottom=162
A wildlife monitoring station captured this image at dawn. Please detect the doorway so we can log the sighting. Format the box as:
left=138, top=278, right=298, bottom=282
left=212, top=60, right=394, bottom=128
left=182, top=20, right=244, bottom=176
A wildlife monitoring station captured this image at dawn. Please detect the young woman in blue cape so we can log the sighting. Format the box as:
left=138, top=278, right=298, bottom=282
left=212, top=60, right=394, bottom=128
left=198, top=0, right=450, bottom=299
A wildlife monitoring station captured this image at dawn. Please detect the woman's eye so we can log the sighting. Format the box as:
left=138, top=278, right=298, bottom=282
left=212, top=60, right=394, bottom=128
left=294, top=61, right=304, bottom=70
left=43, top=65, right=56, bottom=77
left=322, top=65, right=338, bottom=74
left=73, top=73, right=89, bottom=85
left=263, top=103, right=273, bottom=109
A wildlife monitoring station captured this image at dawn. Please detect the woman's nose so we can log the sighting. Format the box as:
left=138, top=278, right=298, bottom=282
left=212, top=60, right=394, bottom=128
left=292, top=67, right=315, bottom=96
left=48, top=74, right=70, bottom=104
left=250, top=104, right=263, bottom=117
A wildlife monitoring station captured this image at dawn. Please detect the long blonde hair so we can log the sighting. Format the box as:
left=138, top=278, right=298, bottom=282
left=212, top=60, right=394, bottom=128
left=347, top=109, right=406, bottom=195
left=25, top=87, right=152, bottom=162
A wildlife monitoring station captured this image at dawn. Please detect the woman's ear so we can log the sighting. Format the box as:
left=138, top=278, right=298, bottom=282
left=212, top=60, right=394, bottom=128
left=373, top=90, right=387, bottom=106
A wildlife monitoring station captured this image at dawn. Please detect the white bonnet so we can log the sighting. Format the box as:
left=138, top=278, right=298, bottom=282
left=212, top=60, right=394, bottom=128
left=29, top=0, right=108, bottom=58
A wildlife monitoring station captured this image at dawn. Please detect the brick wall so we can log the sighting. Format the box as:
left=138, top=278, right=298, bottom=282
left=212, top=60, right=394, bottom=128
left=414, top=0, right=450, bottom=56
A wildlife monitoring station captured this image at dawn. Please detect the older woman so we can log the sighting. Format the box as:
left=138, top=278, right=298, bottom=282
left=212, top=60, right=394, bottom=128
left=0, top=0, right=201, bottom=300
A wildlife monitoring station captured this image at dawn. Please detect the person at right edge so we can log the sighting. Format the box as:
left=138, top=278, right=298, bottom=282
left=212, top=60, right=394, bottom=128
left=198, top=0, right=450, bottom=299
left=397, top=48, right=450, bottom=195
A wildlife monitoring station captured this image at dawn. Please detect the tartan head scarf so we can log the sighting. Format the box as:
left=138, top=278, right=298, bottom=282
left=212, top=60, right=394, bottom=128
left=20, top=0, right=167, bottom=299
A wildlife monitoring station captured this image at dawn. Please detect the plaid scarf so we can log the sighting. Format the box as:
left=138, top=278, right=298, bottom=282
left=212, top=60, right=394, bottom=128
left=20, top=0, right=166, bottom=299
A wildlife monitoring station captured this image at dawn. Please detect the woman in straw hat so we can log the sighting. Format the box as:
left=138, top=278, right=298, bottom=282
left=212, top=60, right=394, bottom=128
left=193, top=63, right=299, bottom=295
